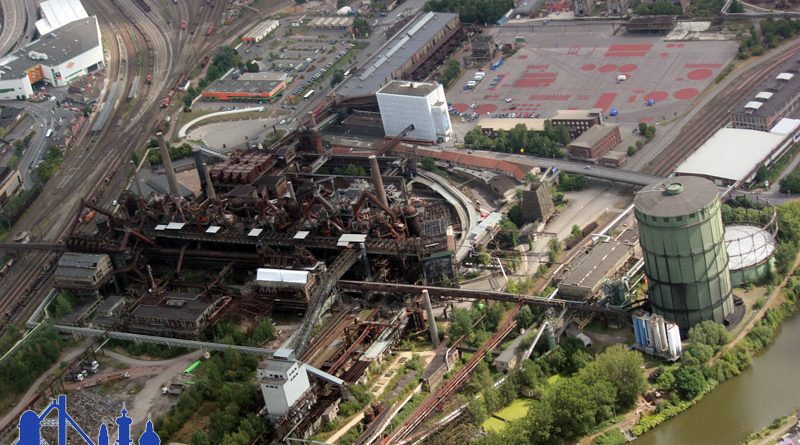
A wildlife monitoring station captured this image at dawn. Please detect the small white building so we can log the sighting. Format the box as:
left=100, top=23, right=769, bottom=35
left=241, top=20, right=279, bottom=44
left=376, top=80, right=453, bottom=144
left=257, top=349, right=313, bottom=417
left=0, top=16, right=102, bottom=100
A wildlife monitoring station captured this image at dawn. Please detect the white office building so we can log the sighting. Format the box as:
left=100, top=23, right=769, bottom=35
left=0, top=16, right=102, bottom=100
left=632, top=311, right=682, bottom=361
left=376, top=80, right=453, bottom=143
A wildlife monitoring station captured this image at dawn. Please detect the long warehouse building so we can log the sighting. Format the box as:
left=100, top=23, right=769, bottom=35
left=335, top=11, right=461, bottom=97
left=0, top=16, right=103, bottom=100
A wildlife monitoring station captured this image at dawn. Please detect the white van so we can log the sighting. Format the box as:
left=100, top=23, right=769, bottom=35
left=475, top=71, right=486, bottom=78
left=466, top=80, right=476, bottom=87
left=617, top=74, right=627, bottom=82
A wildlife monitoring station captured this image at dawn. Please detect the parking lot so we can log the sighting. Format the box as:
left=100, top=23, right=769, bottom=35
left=446, top=23, right=738, bottom=125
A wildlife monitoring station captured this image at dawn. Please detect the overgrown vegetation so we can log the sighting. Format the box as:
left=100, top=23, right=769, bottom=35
left=35, top=145, right=64, bottom=182
left=464, top=122, right=570, bottom=157
left=425, top=0, right=513, bottom=24
left=184, top=47, right=242, bottom=108
left=262, top=129, right=287, bottom=148
left=634, top=0, right=682, bottom=14
left=147, top=142, right=195, bottom=165
left=156, top=350, right=267, bottom=445
left=470, top=344, right=645, bottom=445
left=0, top=185, right=43, bottom=229
left=0, top=324, right=65, bottom=396
left=438, top=60, right=462, bottom=89
left=447, top=303, right=507, bottom=347
left=556, top=173, right=587, bottom=192
left=738, top=19, right=800, bottom=59
left=420, top=157, right=449, bottom=177
left=333, top=164, right=367, bottom=176
left=756, top=144, right=799, bottom=187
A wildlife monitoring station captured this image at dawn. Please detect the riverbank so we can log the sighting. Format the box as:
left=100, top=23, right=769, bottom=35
left=580, top=253, right=800, bottom=445
left=738, top=410, right=799, bottom=445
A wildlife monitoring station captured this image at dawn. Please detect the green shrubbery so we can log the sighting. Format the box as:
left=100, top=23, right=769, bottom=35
left=463, top=122, right=570, bottom=158
left=425, top=0, right=513, bottom=24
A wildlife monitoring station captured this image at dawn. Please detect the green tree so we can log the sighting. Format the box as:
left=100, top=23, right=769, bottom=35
left=780, top=172, right=800, bottom=194
left=548, top=237, right=562, bottom=263
left=627, top=145, right=636, bottom=157
left=420, top=157, right=437, bottom=170
left=516, top=305, right=534, bottom=328
left=191, top=431, right=211, bottom=445
left=557, top=173, right=587, bottom=191
left=729, top=0, right=744, bottom=12
left=245, top=61, right=259, bottom=72
left=688, top=320, right=729, bottom=352
left=638, top=122, right=648, bottom=135
left=330, top=70, right=345, bottom=87
left=674, top=365, right=708, bottom=400
left=584, top=344, right=645, bottom=410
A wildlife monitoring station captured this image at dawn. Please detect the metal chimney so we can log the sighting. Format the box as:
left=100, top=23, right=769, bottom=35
left=202, top=163, right=216, bottom=200
left=193, top=150, right=207, bottom=190
left=422, top=289, right=439, bottom=346
left=157, top=132, right=180, bottom=197
left=369, top=155, right=388, bottom=208
left=287, top=180, right=297, bottom=201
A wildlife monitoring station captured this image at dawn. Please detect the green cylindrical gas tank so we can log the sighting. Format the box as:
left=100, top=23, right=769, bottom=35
left=634, top=177, right=734, bottom=332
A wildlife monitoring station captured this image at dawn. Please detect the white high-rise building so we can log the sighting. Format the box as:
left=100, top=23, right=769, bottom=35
left=376, top=80, right=453, bottom=144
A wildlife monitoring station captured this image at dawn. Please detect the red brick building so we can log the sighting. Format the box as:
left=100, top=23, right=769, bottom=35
left=567, top=124, right=621, bottom=162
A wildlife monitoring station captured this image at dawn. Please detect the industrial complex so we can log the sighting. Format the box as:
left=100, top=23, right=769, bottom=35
left=0, top=0, right=800, bottom=443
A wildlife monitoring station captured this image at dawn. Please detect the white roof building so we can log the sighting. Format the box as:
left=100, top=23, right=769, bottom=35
left=256, top=268, right=309, bottom=284
left=36, top=0, right=89, bottom=35
left=675, top=128, right=787, bottom=186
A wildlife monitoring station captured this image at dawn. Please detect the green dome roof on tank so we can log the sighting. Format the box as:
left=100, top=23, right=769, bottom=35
left=634, top=176, right=720, bottom=218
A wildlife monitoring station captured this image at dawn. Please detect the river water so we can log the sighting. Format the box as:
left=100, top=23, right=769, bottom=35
left=636, top=309, right=800, bottom=445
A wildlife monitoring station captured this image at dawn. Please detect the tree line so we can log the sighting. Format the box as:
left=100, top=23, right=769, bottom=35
left=464, top=122, right=571, bottom=158
left=425, top=0, right=514, bottom=24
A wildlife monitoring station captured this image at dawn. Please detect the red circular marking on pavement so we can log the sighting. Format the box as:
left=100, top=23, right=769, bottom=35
left=666, top=43, right=674, bottom=48
left=598, top=64, right=617, bottom=73
left=644, top=91, right=668, bottom=102
left=452, top=103, right=469, bottom=113
left=639, top=117, right=656, bottom=123
left=618, top=64, right=638, bottom=73
left=674, top=88, right=700, bottom=100
left=660, top=52, right=669, bottom=57
left=518, top=55, right=529, bottom=59
left=687, top=69, right=713, bottom=80
left=475, top=104, right=497, bottom=114
left=581, top=64, right=597, bottom=71
left=677, top=43, right=685, bottom=48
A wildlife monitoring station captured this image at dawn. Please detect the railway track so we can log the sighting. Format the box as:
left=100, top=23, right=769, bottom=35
left=644, top=45, right=800, bottom=176
left=384, top=306, right=521, bottom=444
left=0, top=0, right=268, bottom=336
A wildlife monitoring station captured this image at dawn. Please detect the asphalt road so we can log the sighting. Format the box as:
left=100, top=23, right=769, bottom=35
left=0, top=0, right=24, bottom=56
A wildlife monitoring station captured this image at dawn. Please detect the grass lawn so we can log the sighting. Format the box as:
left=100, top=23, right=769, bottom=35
left=482, top=398, right=536, bottom=432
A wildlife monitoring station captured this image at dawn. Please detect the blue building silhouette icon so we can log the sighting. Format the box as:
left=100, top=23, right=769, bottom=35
left=16, top=394, right=160, bottom=445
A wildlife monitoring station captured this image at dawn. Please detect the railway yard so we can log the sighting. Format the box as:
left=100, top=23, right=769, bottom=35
left=0, top=1, right=798, bottom=445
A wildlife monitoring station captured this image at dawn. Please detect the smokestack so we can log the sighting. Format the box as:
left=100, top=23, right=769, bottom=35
left=369, top=155, right=388, bottom=208
left=194, top=150, right=207, bottom=191
left=202, top=163, right=216, bottom=200
left=158, top=132, right=180, bottom=197
left=287, top=180, right=297, bottom=201
left=360, top=242, right=372, bottom=281
left=422, top=289, right=439, bottom=346
left=308, top=111, right=317, bottom=128
left=130, top=160, right=145, bottom=202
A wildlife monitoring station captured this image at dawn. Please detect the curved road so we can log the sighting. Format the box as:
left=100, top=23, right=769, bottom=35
left=0, top=0, right=25, bottom=56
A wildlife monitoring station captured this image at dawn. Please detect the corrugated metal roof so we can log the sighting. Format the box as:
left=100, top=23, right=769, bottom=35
left=777, top=72, right=795, bottom=81
left=673, top=128, right=785, bottom=184
left=745, top=101, right=763, bottom=110
left=256, top=268, right=309, bottom=284
left=248, top=228, right=264, bottom=237
left=206, top=226, right=221, bottom=234
left=166, top=222, right=186, bottom=230
left=294, top=231, right=310, bottom=239
left=37, top=0, right=88, bottom=34
left=337, top=234, right=367, bottom=246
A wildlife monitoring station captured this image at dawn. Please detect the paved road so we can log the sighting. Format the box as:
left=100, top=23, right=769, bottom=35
left=0, top=0, right=25, bottom=56
left=0, top=100, right=74, bottom=189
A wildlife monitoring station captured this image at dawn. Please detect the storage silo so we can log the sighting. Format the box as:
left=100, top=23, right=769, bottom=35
left=634, top=177, right=734, bottom=332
